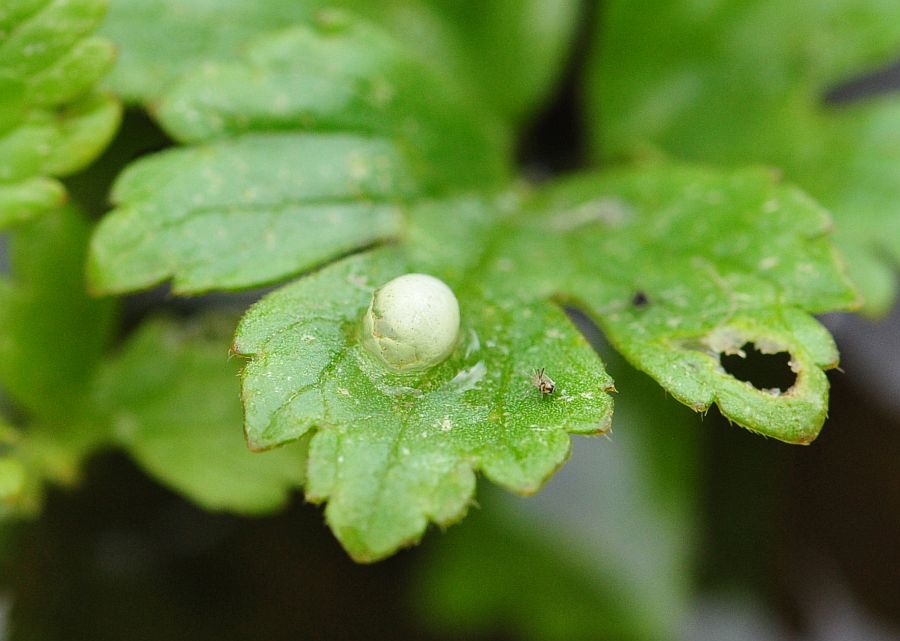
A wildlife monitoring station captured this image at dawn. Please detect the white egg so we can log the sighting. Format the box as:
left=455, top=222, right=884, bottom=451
left=362, top=273, right=460, bottom=372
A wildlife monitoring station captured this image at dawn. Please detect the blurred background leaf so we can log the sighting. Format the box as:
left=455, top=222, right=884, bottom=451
left=0, top=206, right=115, bottom=422
left=92, top=315, right=309, bottom=515
left=100, top=0, right=580, bottom=128
left=588, top=0, right=900, bottom=314
left=89, top=11, right=510, bottom=295
left=0, top=0, right=120, bottom=226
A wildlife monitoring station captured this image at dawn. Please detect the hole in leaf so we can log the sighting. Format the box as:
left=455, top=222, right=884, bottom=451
left=720, top=343, right=797, bottom=393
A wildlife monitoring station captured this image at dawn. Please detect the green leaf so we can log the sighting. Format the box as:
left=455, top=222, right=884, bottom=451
left=234, top=163, right=853, bottom=560
left=417, top=348, right=700, bottom=641
left=101, top=0, right=577, bottom=124
left=0, top=458, right=26, bottom=502
left=0, top=421, right=92, bottom=519
left=0, top=202, right=116, bottom=520
left=88, top=132, right=413, bottom=294
left=538, top=165, right=857, bottom=445
left=0, top=425, right=32, bottom=516
left=91, top=1, right=859, bottom=561
left=0, top=206, right=116, bottom=422
left=370, top=0, right=582, bottom=123
left=155, top=19, right=508, bottom=183
left=99, top=0, right=324, bottom=102
left=234, top=246, right=615, bottom=561
left=88, top=13, right=509, bottom=295
left=0, top=177, right=65, bottom=227
left=587, top=0, right=900, bottom=313
left=0, top=0, right=121, bottom=226
left=93, top=315, right=308, bottom=515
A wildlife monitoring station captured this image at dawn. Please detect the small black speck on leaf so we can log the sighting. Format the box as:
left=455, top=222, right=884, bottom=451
left=632, top=291, right=649, bottom=307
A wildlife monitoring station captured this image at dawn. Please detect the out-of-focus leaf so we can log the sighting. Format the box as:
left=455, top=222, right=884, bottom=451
left=0, top=178, right=65, bottom=227
left=0, top=207, right=116, bottom=421
left=588, top=0, right=900, bottom=313
left=155, top=19, right=508, bottom=184
left=0, top=459, right=25, bottom=502
left=0, top=0, right=120, bottom=226
left=99, top=0, right=324, bottom=102
left=0, top=201, right=116, bottom=521
left=0, top=419, right=93, bottom=519
left=415, top=0, right=582, bottom=122
left=88, top=12, right=509, bottom=295
left=101, top=0, right=577, bottom=124
left=93, top=316, right=308, bottom=514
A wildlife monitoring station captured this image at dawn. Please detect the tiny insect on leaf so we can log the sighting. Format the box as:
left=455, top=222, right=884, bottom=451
left=532, top=368, right=556, bottom=395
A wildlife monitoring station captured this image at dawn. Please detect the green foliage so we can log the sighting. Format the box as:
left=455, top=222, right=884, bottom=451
left=93, top=316, right=308, bottom=514
left=535, top=166, right=855, bottom=444
left=0, top=0, right=121, bottom=226
left=81, top=1, right=865, bottom=560
left=1, top=426, right=36, bottom=516
left=589, top=0, right=900, bottom=314
left=100, top=0, right=580, bottom=123
left=417, top=348, right=700, bottom=641
left=3, top=0, right=890, bottom=569
left=0, top=419, right=93, bottom=517
left=235, top=246, right=614, bottom=561
left=100, top=0, right=321, bottom=102
left=89, top=14, right=509, bottom=294
left=0, top=206, right=114, bottom=517
left=0, top=457, right=24, bottom=500
left=88, top=132, right=416, bottom=293
left=0, top=210, right=309, bottom=517
left=232, top=163, right=852, bottom=559
left=0, top=423, right=27, bottom=509
left=0, top=207, right=115, bottom=421
left=408, top=0, right=581, bottom=123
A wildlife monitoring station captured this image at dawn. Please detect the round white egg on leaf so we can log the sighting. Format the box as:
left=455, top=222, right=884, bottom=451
left=362, top=273, right=460, bottom=373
